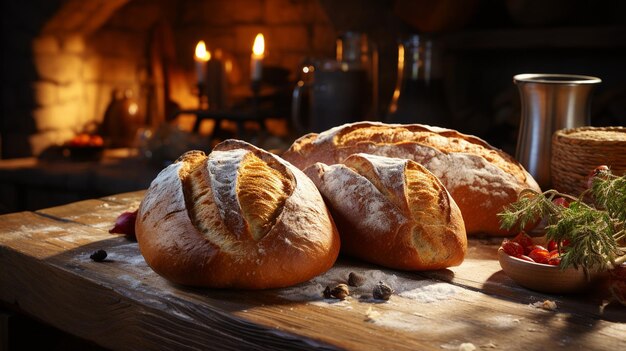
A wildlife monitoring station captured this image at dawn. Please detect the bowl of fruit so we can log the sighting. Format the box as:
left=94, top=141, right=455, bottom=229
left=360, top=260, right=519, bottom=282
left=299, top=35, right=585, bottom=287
left=498, top=232, right=593, bottom=293
left=498, top=166, right=626, bottom=297
left=65, top=133, right=104, bottom=161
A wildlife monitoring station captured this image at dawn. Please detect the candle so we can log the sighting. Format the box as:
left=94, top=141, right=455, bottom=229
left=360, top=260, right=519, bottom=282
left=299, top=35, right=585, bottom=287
left=194, top=40, right=210, bottom=84
left=250, top=33, right=265, bottom=82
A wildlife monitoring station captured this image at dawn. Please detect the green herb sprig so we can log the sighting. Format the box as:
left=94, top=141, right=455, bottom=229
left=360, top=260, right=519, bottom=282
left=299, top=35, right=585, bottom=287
left=498, top=168, right=626, bottom=274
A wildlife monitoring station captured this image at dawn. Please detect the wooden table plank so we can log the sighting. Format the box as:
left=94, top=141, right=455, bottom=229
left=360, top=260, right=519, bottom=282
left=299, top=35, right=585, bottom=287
left=38, top=192, right=625, bottom=322
left=1, top=196, right=625, bottom=350
left=99, top=190, right=146, bottom=206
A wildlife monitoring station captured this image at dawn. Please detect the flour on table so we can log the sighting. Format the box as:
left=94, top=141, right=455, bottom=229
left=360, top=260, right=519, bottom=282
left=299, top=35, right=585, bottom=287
left=20, top=224, right=65, bottom=234
left=278, top=264, right=462, bottom=303
left=118, top=274, right=141, bottom=289
left=364, top=310, right=425, bottom=331
left=530, top=300, right=557, bottom=311
left=458, top=342, right=477, bottom=351
left=485, top=315, right=522, bottom=330
left=440, top=341, right=476, bottom=351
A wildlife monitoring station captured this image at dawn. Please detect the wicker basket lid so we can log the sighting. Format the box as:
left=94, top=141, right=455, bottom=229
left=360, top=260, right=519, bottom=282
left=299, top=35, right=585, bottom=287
left=551, top=126, right=626, bottom=196
left=554, top=127, right=626, bottom=144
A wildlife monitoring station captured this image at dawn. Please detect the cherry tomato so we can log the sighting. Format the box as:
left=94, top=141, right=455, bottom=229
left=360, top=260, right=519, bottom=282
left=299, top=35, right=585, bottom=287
left=586, top=165, right=610, bottom=189
left=501, top=240, right=524, bottom=257
left=548, top=250, right=561, bottom=265
left=69, top=136, right=80, bottom=147
left=529, top=248, right=550, bottom=264
left=69, top=133, right=92, bottom=147
left=548, top=256, right=561, bottom=266
left=552, top=197, right=570, bottom=208
left=527, top=244, right=546, bottom=252
left=89, top=135, right=104, bottom=147
left=547, top=240, right=558, bottom=252
left=512, top=232, right=533, bottom=251
left=517, top=255, right=535, bottom=263
left=78, top=134, right=90, bottom=145
left=526, top=244, right=546, bottom=256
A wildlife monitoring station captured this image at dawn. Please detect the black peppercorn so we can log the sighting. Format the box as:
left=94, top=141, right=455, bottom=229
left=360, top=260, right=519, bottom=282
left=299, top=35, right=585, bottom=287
left=323, top=286, right=332, bottom=299
left=348, top=272, right=366, bottom=287
left=90, top=249, right=107, bottom=262
left=373, top=281, right=393, bottom=301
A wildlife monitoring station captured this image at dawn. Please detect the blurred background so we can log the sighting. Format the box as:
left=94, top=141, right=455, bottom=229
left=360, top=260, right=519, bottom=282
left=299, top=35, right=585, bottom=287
left=0, top=0, right=625, bottom=212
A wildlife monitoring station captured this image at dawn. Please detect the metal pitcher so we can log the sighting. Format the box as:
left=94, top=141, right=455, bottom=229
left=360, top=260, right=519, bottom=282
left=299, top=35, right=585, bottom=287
left=513, top=73, right=601, bottom=189
left=292, top=59, right=369, bottom=134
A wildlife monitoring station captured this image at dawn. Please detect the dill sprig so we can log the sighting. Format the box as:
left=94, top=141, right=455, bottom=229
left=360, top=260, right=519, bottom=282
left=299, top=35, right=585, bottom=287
left=498, top=168, right=626, bottom=272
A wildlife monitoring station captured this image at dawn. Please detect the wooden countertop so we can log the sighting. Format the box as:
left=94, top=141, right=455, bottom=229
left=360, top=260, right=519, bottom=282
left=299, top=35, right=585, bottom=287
left=0, top=191, right=624, bottom=350
left=0, top=149, right=160, bottom=195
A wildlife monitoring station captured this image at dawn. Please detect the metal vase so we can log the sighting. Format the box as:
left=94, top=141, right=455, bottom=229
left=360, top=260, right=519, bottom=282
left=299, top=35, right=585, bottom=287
left=514, top=73, right=601, bottom=189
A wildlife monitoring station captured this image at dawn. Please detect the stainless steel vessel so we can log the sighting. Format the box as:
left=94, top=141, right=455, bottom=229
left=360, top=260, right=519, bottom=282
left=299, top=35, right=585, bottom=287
left=514, top=73, right=601, bottom=189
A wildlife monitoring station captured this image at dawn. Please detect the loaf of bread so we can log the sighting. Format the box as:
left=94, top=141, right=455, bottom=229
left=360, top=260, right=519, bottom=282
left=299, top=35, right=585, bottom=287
left=135, top=140, right=340, bottom=289
left=304, top=153, right=467, bottom=270
left=284, top=122, right=541, bottom=236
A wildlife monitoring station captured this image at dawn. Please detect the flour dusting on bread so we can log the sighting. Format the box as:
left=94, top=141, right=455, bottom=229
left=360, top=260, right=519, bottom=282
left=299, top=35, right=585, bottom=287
left=317, top=163, right=407, bottom=234
left=208, top=149, right=248, bottom=238
left=285, top=122, right=541, bottom=236
left=135, top=140, right=340, bottom=289
left=305, top=154, right=466, bottom=270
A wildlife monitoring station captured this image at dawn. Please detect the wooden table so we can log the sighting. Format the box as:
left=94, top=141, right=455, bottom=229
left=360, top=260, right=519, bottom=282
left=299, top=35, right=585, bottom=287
left=0, top=191, right=624, bottom=350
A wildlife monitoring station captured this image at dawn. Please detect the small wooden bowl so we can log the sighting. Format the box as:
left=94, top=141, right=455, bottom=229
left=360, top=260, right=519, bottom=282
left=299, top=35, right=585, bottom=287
left=498, top=249, right=596, bottom=294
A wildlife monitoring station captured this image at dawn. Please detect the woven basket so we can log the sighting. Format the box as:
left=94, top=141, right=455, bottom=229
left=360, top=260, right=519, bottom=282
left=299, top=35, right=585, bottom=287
left=551, top=126, right=626, bottom=196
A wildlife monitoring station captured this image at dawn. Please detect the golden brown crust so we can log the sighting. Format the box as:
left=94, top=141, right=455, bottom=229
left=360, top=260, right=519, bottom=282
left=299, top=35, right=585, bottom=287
left=284, top=122, right=541, bottom=236
left=304, top=153, right=467, bottom=270
left=136, top=140, right=340, bottom=289
left=237, top=152, right=294, bottom=241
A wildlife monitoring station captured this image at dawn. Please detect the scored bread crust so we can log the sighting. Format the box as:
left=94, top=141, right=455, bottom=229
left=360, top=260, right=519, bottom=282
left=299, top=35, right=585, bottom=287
left=135, top=140, right=340, bottom=289
left=304, top=153, right=467, bottom=270
left=284, top=122, right=541, bottom=236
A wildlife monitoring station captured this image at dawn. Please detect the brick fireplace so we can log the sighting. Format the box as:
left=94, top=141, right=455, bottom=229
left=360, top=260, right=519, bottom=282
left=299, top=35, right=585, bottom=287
left=1, top=0, right=338, bottom=158
left=2, top=0, right=625, bottom=160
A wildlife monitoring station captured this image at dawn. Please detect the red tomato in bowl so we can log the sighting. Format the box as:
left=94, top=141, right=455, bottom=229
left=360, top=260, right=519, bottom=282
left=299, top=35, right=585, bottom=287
left=529, top=248, right=550, bottom=264
left=501, top=240, right=524, bottom=257
left=547, top=250, right=561, bottom=266
left=517, top=255, right=535, bottom=262
left=527, top=244, right=546, bottom=252
left=547, top=240, right=558, bottom=252
left=512, top=232, right=533, bottom=250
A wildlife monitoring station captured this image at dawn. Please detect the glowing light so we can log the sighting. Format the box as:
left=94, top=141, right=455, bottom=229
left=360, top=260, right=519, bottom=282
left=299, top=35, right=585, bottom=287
left=225, top=59, right=233, bottom=74
left=128, top=102, right=138, bottom=115
left=252, top=33, right=265, bottom=57
left=195, top=41, right=210, bottom=62
left=251, top=33, right=265, bottom=81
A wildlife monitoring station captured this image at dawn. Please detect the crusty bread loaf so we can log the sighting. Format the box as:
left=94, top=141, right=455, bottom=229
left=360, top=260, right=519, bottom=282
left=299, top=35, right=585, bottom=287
left=304, top=153, right=466, bottom=270
left=135, top=140, right=340, bottom=289
left=283, top=122, right=541, bottom=236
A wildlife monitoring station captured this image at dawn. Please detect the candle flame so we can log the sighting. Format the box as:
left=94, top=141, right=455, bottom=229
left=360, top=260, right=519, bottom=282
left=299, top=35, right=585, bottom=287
left=195, top=41, right=210, bottom=62
left=225, top=59, right=233, bottom=74
left=128, top=102, right=138, bottom=116
left=252, top=33, right=265, bottom=57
